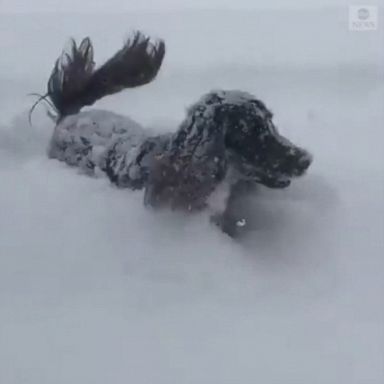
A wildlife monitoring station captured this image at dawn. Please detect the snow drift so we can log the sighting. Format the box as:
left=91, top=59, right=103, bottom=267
left=0, top=7, right=383, bottom=384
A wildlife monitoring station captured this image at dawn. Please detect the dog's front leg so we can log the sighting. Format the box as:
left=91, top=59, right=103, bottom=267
left=210, top=180, right=257, bottom=237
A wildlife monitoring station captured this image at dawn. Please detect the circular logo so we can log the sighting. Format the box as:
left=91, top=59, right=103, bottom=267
left=358, top=8, right=370, bottom=20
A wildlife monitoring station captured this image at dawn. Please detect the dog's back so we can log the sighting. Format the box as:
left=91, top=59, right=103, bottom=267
left=48, top=109, right=146, bottom=174
left=36, top=31, right=166, bottom=182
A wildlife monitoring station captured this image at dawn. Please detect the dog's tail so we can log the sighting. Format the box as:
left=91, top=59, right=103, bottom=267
left=29, top=31, right=165, bottom=123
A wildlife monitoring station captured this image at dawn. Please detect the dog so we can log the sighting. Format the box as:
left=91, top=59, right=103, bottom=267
left=32, top=31, right=312, bottom=236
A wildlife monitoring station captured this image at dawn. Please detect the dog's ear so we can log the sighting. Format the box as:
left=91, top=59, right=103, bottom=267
left=144, top=153, right=217, bottom=212
left=144, top=154, right=181, bottom=209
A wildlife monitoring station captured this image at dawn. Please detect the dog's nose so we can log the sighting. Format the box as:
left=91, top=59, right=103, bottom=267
left=297, top=152, right=313, bottom=171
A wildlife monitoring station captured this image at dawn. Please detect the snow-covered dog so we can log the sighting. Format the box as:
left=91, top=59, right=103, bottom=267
left=32, top=32, right=312, bottom=236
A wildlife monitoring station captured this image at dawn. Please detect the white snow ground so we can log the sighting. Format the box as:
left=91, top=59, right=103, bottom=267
left=0, top=7, right=383, bottom=384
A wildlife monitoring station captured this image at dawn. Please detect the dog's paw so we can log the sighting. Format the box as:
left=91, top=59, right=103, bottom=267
left=210, top=212, right=248, bottom=238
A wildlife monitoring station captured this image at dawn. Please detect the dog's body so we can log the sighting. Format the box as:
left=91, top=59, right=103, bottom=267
left=36, top=32, right=313, bottom=235
left=48, top=109, right=167, bottom=187
left=47, top=92, right=270, bottom=201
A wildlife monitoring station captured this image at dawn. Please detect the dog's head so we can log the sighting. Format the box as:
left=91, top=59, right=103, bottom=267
left=221, top=91, right=313, bottom=188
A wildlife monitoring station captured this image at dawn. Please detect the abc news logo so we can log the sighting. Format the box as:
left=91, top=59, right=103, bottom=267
left=349, top=6, right=378, bottom=31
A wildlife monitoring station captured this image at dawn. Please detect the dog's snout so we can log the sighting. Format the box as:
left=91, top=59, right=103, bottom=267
left=298, top=153, right=312, bottom=170
left=278, top=148, right=313, bottom=177
left=292, top=151, right=313, bottom=176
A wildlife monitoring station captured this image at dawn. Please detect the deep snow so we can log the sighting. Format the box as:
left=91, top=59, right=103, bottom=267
left=0, top=7, right=383, bottom=384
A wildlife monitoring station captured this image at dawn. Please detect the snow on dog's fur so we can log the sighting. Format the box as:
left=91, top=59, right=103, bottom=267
left=32, top=31, right=312, bottom=236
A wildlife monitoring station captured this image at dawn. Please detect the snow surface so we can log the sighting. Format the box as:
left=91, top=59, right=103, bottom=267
left=0, top=7, right=384, bottom=384
left=2, top=0, right=379, bottom=13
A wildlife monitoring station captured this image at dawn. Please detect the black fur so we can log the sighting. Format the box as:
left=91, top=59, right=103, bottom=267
left=30, top=31, right=165, bottom=121
left=142, top=90, right=313, bottom=211
left=39, top=32, right=312, bottom=235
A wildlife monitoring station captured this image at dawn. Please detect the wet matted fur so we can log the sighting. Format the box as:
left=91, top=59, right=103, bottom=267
left=33, top=31, right=313, bottom=236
